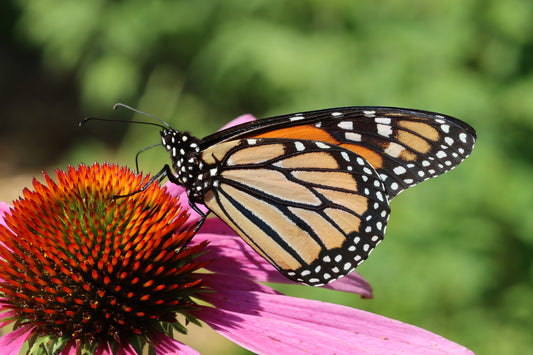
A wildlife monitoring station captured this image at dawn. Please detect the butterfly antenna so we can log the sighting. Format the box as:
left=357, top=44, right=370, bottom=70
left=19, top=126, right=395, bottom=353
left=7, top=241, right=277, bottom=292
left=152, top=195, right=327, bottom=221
left=113, top=103, right=171, bottom=128
left=79, top=117, right=167, bottom=129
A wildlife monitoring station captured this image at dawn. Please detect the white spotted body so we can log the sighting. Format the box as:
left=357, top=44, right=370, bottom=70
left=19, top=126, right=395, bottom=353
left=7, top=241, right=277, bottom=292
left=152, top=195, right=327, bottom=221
left=160, top=129, right=207, bottom=202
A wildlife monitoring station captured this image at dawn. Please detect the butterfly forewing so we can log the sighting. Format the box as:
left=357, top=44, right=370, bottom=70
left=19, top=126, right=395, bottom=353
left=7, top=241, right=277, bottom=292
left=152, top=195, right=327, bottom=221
left=201, top=138, right=390, bottom=285
left=202, top=107, right=477, bottom=200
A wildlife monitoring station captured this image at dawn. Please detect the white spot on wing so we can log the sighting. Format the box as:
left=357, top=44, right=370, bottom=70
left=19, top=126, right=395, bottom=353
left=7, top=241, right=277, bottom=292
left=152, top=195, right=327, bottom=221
left=345, top=132, right=362, bottom=142
left=377, top=124, right=393, bottom=137
left=375, top=117, right=391, bottom=124
left=338, top=121, right=353, bottom=130
left=393, top=166, right=407, bottom=175
left=445, top=137, right=454, bottom=145
left=295, top=142, right=305, bottom=151
left=290, top=115, right=305, bottom=121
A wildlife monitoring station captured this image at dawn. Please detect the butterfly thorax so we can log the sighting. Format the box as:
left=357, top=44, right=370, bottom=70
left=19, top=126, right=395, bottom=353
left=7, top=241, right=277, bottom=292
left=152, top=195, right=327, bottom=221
left=160, top=128, right=210, bottom=203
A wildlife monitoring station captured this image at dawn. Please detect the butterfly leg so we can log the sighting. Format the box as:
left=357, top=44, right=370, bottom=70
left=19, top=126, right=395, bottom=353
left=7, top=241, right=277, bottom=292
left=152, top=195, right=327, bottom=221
left=175, top=201, right=207, bottom=253
left=189, top=202, right=207, bottom=233
left=154, top=164, right=208, bottom=235
left=162, top=165, right=209, bottom=248
left=112, top=164, right=173, bottom=199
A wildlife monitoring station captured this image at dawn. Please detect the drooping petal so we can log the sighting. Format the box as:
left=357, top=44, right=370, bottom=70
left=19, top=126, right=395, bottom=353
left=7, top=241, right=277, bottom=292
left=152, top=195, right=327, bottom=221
left=197, top=281, right=473, bottom=355
left=320, top=273, right=373, bottom=297
left=198, top=306, right=355, bottom=355
left=198, top=273, right=281, bottom=295
left=60, top=339, right=79, bottom=355
left=116, top=341, right=139, bottom=355
left=60, top=339, right=123, bottom=355
left=150, top=331, right=201, bottom=355
left=195, top=218, right=373, bottom=298
left=0, top=324, right=34, bottom=355
left=0, top=309, right=17, bottom=327
left=94, top=341, right=114, bottom=355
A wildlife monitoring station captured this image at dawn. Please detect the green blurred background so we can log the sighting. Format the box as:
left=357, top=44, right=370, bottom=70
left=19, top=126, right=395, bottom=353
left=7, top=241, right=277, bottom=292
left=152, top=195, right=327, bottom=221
left=1, top=0, right=532, bottom=354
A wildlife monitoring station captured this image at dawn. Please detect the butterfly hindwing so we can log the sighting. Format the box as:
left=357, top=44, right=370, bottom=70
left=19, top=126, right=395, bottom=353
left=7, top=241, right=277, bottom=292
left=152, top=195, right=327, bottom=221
left=201, top=138, right=390, bottom=285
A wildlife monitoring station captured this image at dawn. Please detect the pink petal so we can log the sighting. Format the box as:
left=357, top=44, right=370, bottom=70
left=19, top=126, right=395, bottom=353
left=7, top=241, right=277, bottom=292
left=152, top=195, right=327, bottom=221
left=163, top=181, right=186, bottom=199
left=116, top=341, right=139, bottom=355
left=218, top=114, right=256, bottom=131
left=0, top=202, right=11, bottom=226
left=321, top=272, right=373, bottom=297
left=60, top=339, right=79, bottom=355
left=196, top=218, right=373, bottom=297
left=198, top=287, right=473, bottom=355
left=149, top=331, right=201, bottom=355
left=197, top=306, right=356, bottom=354
left=0, top=308, right=17, bottom=327
left=198, top=273, right=281, bottom=295
left=0, top=324, right=34, bottom=355
left=61, top=340, right=139, bottom=355
left=95, top=341, right=114, bottom=355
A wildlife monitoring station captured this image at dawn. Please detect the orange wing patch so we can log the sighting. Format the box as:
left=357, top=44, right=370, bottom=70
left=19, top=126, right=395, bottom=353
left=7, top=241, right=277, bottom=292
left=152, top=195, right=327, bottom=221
left=250, top=124, right=387, bottom=169
left=341, top=143, right=384, bottom=169
left=251, top=125, right=339, bottom=145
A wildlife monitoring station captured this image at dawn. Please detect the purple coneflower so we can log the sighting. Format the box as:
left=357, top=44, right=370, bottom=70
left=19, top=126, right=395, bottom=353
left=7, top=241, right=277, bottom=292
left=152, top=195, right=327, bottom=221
left=0, top=116, right=473, bottom=354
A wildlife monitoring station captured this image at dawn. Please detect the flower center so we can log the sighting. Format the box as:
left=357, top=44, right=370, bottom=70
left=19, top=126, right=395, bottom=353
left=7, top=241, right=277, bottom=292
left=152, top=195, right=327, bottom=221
left=0, top=163, right=208, bottom=352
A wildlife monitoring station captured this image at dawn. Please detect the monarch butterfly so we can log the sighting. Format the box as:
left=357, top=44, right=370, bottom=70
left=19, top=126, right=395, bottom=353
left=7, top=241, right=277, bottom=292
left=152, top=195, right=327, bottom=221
left=132, top=106, right=476, bottom=286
